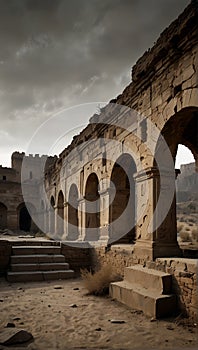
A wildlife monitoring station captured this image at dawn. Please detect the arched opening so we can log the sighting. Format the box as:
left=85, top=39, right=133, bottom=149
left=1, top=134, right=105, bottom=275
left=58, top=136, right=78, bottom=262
left=0, top=203, right=7, bottom=229
left=17, top=203, right=36, bottom=232
left=154, top=107, right=198, bottom=251
left=49, top=196, right=55, bottom=234
left=176, top=144, right=197, bottom=245
left=109, top=153, right=137, bottom=244
left=85, top=173, right=100, bottom=241
left=57, top=190, right=64, bottom=235
left=68, top=184, right=79, bottom=240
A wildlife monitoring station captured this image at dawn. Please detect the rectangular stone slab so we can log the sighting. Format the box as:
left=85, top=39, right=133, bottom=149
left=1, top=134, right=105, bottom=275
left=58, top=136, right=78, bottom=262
left=110, top=280, right=176, bottom=318
left=124, top=265, right=172, bottom=294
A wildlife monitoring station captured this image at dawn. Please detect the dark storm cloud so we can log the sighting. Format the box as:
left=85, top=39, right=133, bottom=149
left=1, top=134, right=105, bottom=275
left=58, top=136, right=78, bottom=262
left=0, top=0, right=190, bottom=165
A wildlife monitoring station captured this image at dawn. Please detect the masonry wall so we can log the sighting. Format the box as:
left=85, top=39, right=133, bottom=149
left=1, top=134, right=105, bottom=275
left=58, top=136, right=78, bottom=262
left=91, top=246, right=198, bottom=322
left=0, top=240, right=12, bottom=275
left=61, top=242, right=92, bottom=272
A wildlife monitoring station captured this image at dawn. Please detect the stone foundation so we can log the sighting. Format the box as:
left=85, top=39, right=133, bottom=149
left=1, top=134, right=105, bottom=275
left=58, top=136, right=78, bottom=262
left=0, top=240, right=12, bottom=275
left=91, top=245, right=198, bottom=322
left=60, top=242, right=92, bottom=272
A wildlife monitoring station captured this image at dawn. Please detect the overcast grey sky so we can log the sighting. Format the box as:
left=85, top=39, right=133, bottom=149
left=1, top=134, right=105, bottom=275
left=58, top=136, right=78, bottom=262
left=0, top=0, right=193, bottom=167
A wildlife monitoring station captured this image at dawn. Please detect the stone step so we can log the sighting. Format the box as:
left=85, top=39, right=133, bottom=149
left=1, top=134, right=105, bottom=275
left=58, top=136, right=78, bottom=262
left=124, top=265, right=172, bottom=294
left=11, top=254, right=66, bottom=264
left=7, top=270, right=75, bottom=283
left=11, top=262, right=70, bottom=272
left=12, top=246, right=61, bottom=255
left=110, top=281, right=176, bottom=318
left=11, top=240, right=59, bottom=247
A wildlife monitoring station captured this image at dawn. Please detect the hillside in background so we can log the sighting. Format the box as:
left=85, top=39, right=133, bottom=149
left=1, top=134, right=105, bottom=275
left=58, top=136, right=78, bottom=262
left=176, top=162, right=198, bottom=202
left=176, top=162, right=198, bottom=244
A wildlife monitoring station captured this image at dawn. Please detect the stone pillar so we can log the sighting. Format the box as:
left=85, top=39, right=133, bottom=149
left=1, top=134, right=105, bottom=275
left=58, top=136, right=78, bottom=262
left=99, top=188, right=111, bottom=242
left=54, top=205, right=59, bottom=237
left=44, top=209, right=49, bottom=234
left=63, top=201, right=68, bottom=240
left=78, top=197, right=86, bottom=241
left=7, top=210, right=18, bottom=231
left=133, top=167, right=181, bottom=261
left=49, top=208, right=55, bottom=235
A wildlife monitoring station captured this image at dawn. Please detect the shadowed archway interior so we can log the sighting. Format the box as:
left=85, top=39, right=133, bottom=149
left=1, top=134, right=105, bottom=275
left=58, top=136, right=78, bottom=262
left=109, top=153, right=137, bottom=244
left=85, top=173, right=100, bottom=241
left=68, top=184, right=79, bottom=240
left=0, top=202, right=7, bottom=229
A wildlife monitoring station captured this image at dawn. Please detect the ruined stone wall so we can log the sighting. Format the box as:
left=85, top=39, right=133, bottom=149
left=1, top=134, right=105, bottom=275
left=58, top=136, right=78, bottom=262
left=43, top=1, right=198, bottom=252
left=61, top=242, right=92, bottom=272
left=92, top=246, right=198, bottom=322
left=0, top=166, right=17, bottom=182
left=0, top=152, right=57, bottom=231
left=0, top=240, right=12, bottom=275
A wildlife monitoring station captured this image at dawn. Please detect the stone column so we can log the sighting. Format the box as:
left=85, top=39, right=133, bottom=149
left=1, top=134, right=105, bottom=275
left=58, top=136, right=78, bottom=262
left=133, top=167, right=181, bottom=261
left=7, top=210, right=17, bottom=231
left=78, top=197, right=86, bottom=241
left=54, top=205, right=59, bottom=237
left=49, top=208, right=55, bottom=235
left=98, top=188, right=111, bottom=242
left=63, top=201, right=68, bottom=240
left=44, top=209, right=49, bottom=234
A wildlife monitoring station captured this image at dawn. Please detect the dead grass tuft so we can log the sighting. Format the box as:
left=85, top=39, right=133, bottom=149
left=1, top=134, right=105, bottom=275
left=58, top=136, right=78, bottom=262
left=191, top=227, right=198, bottom=242
left=177, top=222, right=184, bottom=232
left=81, top=264, right=121, bottom=296
left=179, top=230, right=192, bottom=242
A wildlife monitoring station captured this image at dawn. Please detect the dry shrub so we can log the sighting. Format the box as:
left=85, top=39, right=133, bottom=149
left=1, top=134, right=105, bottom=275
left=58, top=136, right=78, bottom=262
left=177, top=222, right=184, bottom=232
left=81, top=264, right=121, bottom=295
left=191, top=227, right=198, bottom=242
left=179, top=230, right=192, bottom=242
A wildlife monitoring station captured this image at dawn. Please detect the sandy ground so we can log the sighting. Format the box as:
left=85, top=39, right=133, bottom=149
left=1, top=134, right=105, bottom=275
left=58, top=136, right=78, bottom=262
left=0, top=278, right=197, bottom=350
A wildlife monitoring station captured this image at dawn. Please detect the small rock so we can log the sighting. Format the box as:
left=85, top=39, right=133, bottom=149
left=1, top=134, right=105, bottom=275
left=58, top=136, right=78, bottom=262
left=167, top=325, right=174, bottom=330
left=13, top=317, right=20, bottom=321
left=0, top=328, right=33, bottom=346
left=73, top=287, right=79, bottom=290
left=6, top=323, right=15, bottom=328
left=54, top=285, right=63, bottom=290
left=150, top=317, right=157, bottom=322
left=69, top=304, right=77, bottom=308
left=110, top=319, right=126, bottom=324
left=48, top=305, right=51, bottom=308
left=188, top=328, right=194, bottom=333
left=131, top=310, right=142, bottom=315
left=95, top=327, right=102, bottom=331
left=0, top=300, right=3, bottom=303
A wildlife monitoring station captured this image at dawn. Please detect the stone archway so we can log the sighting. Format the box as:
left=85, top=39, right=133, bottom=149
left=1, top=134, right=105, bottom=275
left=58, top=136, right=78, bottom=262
left=85, top=173, right=100, bottom=241
left=0, top=202, right=7, bottom=229
left=17, top=203, right=36, bottom=232
left=109, top=153, right=137, bottom=244
left=57, top=190, right=64, bottom=235
left=68, top=184, right=79, bottom=240
left=134, top=107, right=198, bottom=260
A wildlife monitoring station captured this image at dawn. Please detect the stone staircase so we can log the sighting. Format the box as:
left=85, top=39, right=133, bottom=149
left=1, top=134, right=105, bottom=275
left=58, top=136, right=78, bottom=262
left=7, top=241, right=75, bottom=282
left=110, top=265, right=177, bottom=318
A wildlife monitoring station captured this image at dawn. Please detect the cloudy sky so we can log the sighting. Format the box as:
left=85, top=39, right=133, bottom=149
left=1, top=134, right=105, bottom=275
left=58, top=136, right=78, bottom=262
left=0, top=0, right=193, bottom=167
